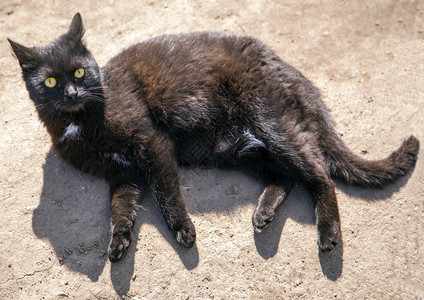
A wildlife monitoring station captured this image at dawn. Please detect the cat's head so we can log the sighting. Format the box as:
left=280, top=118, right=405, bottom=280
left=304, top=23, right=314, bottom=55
left=8, top=13, right=102, bottom=115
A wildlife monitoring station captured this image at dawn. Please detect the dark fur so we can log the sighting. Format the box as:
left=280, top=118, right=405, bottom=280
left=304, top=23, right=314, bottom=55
left=9, top=14, right=419, bottom=262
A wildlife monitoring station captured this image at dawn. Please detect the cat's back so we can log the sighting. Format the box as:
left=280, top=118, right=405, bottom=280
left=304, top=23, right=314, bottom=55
left=102, top=31, right=305, bottom=97
left=106, top=31, right=263, bottom=71
left=101, top=32, right=272, bottom=129
left=100, top=32, right=313, bottom=132
left=102, top=31, right=273, bottom=93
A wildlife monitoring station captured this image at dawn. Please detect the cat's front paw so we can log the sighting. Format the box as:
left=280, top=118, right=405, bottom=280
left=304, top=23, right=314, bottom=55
left=108, top=222, right=132, bottom=262
left=252, top=208, right=275, bottom=232
left=174, top=219, right=196, bottom=248
left=317, top=221, right=341, bottom=253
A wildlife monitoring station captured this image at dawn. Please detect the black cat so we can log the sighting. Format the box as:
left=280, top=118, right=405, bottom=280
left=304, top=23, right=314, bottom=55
left=8, top=13, right=419, bottom=262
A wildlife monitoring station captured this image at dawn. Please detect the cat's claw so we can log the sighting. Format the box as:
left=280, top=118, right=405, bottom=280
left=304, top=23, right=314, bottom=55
left=174, top=219, right=196, bottom=248
left=252, top=209, right=274, bottom=233
left=108, top=230, right=131, bottom=262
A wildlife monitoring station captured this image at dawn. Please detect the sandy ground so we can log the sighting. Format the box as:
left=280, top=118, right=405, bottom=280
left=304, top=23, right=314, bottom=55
left=1, top=0, right=423, bottom=299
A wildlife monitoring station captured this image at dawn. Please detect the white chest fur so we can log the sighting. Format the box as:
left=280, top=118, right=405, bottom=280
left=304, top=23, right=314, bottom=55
left=58, top=122, right=132, bottom=167
left=59, top=122, right=81, bottom=143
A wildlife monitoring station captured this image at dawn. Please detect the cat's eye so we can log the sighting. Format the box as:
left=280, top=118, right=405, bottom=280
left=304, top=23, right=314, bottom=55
left=74, top=68, right=85, bottom=79
left=44, top=77, right=57, bottom=88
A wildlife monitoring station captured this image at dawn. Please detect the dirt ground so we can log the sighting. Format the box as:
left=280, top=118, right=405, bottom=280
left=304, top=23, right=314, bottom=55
left=1, top=0, right=423, bottom=299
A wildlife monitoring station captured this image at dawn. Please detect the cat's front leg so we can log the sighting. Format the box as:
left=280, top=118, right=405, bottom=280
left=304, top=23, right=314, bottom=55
left=108, top=184, right=139, bottom=262
left=146, top=135, right=196, bottom=248
left=152, top=175, right=196, bottom=248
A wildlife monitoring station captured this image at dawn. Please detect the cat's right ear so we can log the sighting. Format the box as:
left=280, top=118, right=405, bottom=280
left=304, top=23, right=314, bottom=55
left=65, top=13, right=86, bottom=49
left=7, top=38, right=38, bottom=71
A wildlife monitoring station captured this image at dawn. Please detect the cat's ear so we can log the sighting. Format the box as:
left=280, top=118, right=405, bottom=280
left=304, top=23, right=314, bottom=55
left=7, top=38, right=39, bottom=71
left=65, top=13, right=86, bottom=49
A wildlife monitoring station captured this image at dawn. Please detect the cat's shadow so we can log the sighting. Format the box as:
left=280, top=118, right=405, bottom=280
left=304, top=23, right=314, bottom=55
left=32, top=148, right=413, bottom=293
left=32, top=149, right=111, bottom=282
left=32, top=149, right=200, bottom=294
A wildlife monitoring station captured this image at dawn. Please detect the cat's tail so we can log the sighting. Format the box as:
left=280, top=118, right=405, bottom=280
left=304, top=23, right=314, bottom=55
left=323, top=133, right=419, bottom=187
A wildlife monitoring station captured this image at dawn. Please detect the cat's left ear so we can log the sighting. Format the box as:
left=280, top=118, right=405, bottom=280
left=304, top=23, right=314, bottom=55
left=65, top=13, right=86, bottom=49
left=7, top=38, right=39, bottom=72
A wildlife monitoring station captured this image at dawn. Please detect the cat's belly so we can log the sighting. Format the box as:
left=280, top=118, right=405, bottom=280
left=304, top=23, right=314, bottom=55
left=176, top=132, right=221, bottom=167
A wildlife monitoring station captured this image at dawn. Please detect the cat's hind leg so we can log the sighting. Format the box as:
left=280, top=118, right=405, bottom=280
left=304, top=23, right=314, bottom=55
left=227, top=132, right=294, bottom=232
left=288, top=156, right=340, bottom=252
left=258, top=132, right=341, bottom=252
left=252, top=178, right=294, bottom=232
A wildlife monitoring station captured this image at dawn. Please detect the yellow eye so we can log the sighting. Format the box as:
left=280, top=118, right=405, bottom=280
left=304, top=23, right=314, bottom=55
left=44, top=77, right=57, bottom=88
left=74, top=68, right=85, bottom=79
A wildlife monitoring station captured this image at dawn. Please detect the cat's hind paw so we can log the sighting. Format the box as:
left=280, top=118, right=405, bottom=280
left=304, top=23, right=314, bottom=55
left=318, top=234, right=339, bottom=253
left=108, top=227, right=132, bottom=262
left=174, top=219, right=196, bottom=248
left=252, top=208, right=275, bottom=233
left=317, top=221, right=341, bottom=253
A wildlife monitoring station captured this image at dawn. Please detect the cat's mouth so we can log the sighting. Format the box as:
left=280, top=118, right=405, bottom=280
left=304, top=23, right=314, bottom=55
left=61, top=98, right=86, bottom=112
left=65, top=103, right=85, bottom=112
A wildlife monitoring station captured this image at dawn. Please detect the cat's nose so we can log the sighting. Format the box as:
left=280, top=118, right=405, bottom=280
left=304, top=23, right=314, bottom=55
left=65, top=84, right=78, bottom=101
